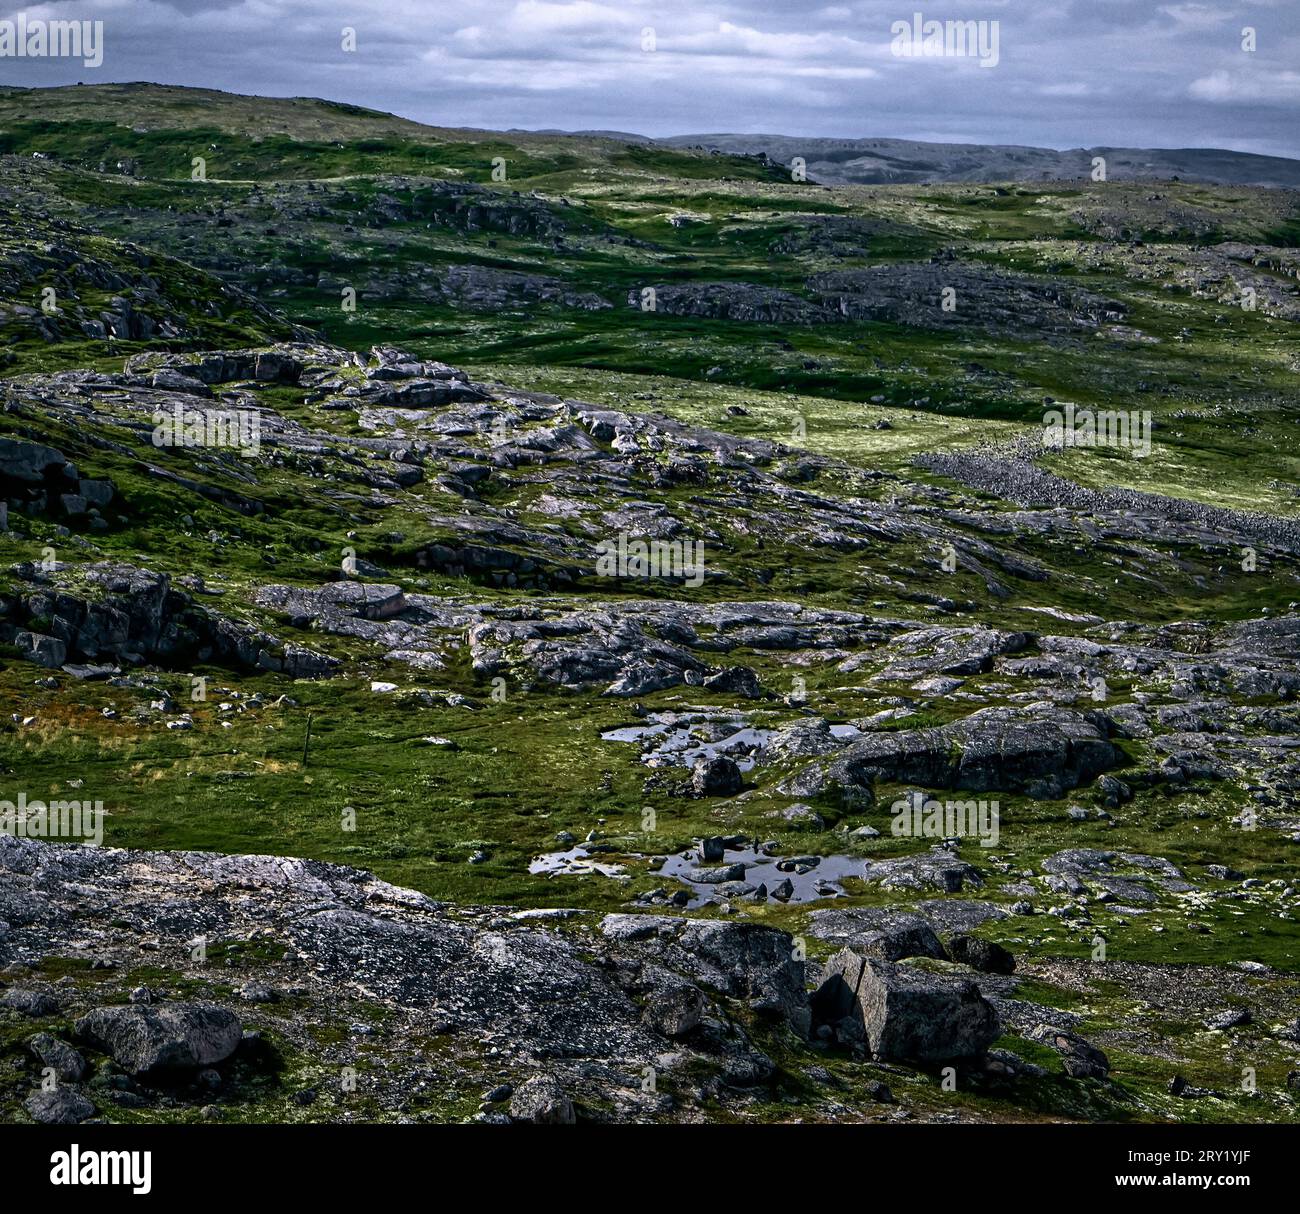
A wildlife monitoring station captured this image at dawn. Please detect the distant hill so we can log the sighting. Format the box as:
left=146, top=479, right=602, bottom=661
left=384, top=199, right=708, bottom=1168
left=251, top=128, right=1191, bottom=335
left=656, top=134, right=1300, bottom=188
left=6, top=85, right=1295, bottom=188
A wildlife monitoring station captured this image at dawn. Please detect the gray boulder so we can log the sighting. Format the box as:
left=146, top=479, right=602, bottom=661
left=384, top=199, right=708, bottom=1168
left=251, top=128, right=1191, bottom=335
left=26, top=1032, right=87, bottom=1082
left=864, top=847, right=982, bottom=893
left=24, top=1087, right=95, bottom=1125
left=702, top=665, right=765, bottom=698
left=1029, top=1023, right=1110, bottom=1079
left=785, top=706, right=1117, bottom=800
left=812, top=950, right=1000, bottom=1062
left=0, top=438, right=70, bottom=483
left=946, top=935, right=1016, bottom=975
left=75, top=1003, right=243, bottom=1075
left=2, top=988, right=58, bottom=1016
left=692, top=754, right=743, bottom=796
left=699, top=836, right=726, bottom=862
left=509, top=1073, right=576, bottom=1124
left=691, top=863, right=746, bottom=884
left=12, top=631, right=67, bottom=670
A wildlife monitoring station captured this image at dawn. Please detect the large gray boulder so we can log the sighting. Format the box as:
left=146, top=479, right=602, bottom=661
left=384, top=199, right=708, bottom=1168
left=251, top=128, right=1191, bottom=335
left=75, top=1003, right=243, bottom=1075
left=864, top=847, right=983, bottom=894
left=812, top=950, right=1000, bottom=1062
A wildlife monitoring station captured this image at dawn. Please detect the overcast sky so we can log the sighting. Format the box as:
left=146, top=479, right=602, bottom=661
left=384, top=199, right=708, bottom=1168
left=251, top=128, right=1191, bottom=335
left=2, top=1, right=1298, bottom=157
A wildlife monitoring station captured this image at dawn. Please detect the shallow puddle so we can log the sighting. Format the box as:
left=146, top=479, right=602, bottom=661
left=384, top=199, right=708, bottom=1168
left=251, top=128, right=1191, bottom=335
left=528, top=847, right=628, bottom=879
left=657, top=845, right=867, bottom=907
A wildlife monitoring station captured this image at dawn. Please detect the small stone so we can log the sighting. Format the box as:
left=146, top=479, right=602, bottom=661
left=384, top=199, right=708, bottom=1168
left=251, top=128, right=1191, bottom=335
left=238, top=982, right=277, bottom=1004
left=700, top=835, right=726, bottom=863
left=25, top=1087, right=95, bottom=1125
left=1204, top=1008, right=1252, bottom=1031
left=26, top=1033, right=87, bottom=1082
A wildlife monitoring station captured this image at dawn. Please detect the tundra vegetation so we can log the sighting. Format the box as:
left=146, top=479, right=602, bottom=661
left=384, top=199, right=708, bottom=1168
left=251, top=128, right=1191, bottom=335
left=0, top=83, right=1298, bottom=1127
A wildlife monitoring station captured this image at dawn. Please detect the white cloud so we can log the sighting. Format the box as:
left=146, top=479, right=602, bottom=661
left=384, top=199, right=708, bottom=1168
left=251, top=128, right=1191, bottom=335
left=1158, top=3, right=1234, bottom=30
left=1189, top=67, right=1300, bottom=100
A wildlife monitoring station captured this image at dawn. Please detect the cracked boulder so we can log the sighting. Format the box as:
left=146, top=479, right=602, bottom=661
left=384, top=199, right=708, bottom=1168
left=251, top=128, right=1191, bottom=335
left=812, top=949, right=1001, bottom=1062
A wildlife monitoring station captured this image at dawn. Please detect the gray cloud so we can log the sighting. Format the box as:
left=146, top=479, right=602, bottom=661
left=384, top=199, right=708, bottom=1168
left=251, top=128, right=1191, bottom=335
left=0, top=0, right=1296, bottom=155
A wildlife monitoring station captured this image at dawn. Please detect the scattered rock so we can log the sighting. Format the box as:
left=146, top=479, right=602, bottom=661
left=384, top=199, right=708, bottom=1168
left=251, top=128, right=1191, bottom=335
left=24, top=1087, right=95, bottom=1125
left=946, top=935, right=1016, bottom=975
left=26, top=1032, right=87, bottom=1082
left=509, top=1073, right=576, bottom=1124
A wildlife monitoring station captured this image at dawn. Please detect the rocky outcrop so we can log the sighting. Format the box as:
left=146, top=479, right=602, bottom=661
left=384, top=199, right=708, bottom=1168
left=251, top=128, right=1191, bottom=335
left=781, top=706, right=1119, bottom=801
left=626, top=281, right=829, bottom=325
left=1, top=561, right=336, bottom=678
left=812, top=950, right=1001, bottom=1062
left=0, top=438, right=116, bottom=527
left=0, top=837, right=818, bottom=1123
left=809, top=262, right=1126, bottom=339
left=599, top=914, right=811, bottom=1039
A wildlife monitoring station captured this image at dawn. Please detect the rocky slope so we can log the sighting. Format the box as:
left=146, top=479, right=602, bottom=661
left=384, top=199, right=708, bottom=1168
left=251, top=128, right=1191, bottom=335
left=5, top=834, right=1298, bottom=1124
